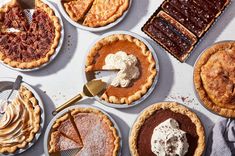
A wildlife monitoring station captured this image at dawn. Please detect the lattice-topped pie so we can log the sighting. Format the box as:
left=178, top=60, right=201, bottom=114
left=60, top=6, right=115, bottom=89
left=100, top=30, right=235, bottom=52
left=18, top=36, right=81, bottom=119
left=0, top=86, right=41, bottom=154
left=194, top=41, right=235, bottom=117
left=0, top=0, right=61, bottom=69
left=49, top=107, right=120, bottom=156
left=63, top=0, right=129, bottom=27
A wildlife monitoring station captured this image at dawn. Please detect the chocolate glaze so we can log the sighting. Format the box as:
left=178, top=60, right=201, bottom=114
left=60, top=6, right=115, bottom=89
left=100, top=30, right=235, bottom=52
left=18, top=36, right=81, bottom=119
left=137, top=109, right=198, bottom=156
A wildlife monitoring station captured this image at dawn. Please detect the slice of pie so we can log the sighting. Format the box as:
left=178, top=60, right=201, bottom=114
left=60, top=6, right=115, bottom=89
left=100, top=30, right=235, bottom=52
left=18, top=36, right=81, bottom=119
left=52, top=113, right=83, bottom=146
left=85, top=34, right=157, bottom=104
left=129, top=102, right=205, bottom=156
left=63, top=0, right=94, bottom=22
left=49, top=131, right=81, bottom=153
left=0, top=85, right=41, bottom=154
left=83, top=0, right=129, bottom=27
left=0, top=0, right=61, bottom=69
left=194, top=41, right=235, bottom=118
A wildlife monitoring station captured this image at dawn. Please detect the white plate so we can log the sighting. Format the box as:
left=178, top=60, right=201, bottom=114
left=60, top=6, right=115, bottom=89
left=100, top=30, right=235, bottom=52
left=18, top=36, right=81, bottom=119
left=0, top=0, right=64, bottom=72
left=83, top=31, right=160, bottom=108
left=0, top=77, right=45, bottom=156
left=43, top=104, right=122, bottom=156
left=57, top=0, right=132, bottom=32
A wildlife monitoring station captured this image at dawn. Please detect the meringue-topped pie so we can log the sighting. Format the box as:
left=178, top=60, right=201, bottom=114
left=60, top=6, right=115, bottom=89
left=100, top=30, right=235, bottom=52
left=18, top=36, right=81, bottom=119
left=0, top=86, right=40, bottom=154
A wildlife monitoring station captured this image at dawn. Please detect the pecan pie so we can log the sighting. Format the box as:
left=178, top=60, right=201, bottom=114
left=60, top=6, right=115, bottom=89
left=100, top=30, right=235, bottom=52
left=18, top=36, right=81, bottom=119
left=85, top=34, right=157, bottom=105
left=49, top=107, right=120, bottom=156
left=0, top=86, right=41, bottom=154
left=129, top=102, right=205, bottom=156
left=194, top=41, right=235, bottom=117
left=0, top=0, right=61, bottom=69
left=62, top=0, right=129, bottom=27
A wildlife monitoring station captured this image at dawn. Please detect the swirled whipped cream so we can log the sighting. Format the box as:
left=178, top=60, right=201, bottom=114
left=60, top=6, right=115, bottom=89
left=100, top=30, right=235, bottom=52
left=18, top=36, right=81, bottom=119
left=102, top=51, right=140, bottom=87
left=151, top=118, right=189, bottom=156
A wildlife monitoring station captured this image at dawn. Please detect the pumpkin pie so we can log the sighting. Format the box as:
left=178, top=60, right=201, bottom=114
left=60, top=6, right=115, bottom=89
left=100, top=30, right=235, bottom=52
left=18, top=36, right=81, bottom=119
left=0, top=0, right=61, bottom=69
left=62, top=0, right=129, bottom=27
left=129, top=102, right=205, bottom=156
left=194, top=41, right=235, bottom=118
left=48, top=107, right=120, bottom=156
left=0, top=85, right=41, bottom=154
left=85, top=34, right=157, bottom=104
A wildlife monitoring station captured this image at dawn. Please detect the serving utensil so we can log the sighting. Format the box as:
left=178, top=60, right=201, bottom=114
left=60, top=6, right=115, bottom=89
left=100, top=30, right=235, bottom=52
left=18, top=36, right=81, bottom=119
left=52, top=79, right=107, bottom=115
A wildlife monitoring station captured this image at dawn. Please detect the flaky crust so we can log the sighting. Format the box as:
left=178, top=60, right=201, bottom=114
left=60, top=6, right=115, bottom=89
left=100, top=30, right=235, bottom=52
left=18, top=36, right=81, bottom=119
left=0, top=85, right=41, bottom=153
left=0, top=0, right=61, bottom=69
left=85, top=34, right=157, bottom=104
left=129, top=102, right=205, bottom=156
left=71, top=107, right=120, bottom=156
left=194, top=41, right=235, bottom=118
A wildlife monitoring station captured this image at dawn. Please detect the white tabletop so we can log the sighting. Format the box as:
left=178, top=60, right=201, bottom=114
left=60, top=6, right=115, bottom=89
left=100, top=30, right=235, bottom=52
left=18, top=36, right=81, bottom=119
left=1, top=0, right=235, bottom=156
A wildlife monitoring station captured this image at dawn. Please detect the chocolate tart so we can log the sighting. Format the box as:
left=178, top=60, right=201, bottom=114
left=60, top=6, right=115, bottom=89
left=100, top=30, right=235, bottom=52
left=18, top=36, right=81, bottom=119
left=142, top=0, right=230, bottom=62
left=85, top=34, right=157, bottom=105
left=0, top=0, right=61, bottom=69
left=194, top=41, right=235, bottom=118
left=129, top=102, right=205, bottom=156
left=0, top=86, right=41, bottom=153
left=48, top=107, right=120, bottom=156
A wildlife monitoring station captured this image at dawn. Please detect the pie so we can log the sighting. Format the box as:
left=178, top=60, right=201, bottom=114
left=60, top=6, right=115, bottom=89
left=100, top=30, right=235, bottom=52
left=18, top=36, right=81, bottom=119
left=49, top=107, right=120, bottom=156
left=63, top=0, right=129, bottom=27
left=129, top=102, right=205, bottom=156
left=85, top=34, right=157, bottom=104
left=0, top=85, right=41, bottom=153
left=142, top=0, right=230, bottom=62
left=0, top=0, right=61, bottom=69
left=194, top=41, right=235, bottom=118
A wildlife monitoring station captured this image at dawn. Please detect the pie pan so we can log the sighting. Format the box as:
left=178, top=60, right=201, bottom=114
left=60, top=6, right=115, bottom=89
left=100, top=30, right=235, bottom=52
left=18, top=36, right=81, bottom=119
left=57, top=0, right=132, bottom=32
left=43, top=104, right=122, bottom=156
left=0, top=0, right=64, bottom=72
left=83, top=31, right=160, bottom=108
left=0, top=77, right=45, bottom=156
left=193, top=40, right=235, bottom=118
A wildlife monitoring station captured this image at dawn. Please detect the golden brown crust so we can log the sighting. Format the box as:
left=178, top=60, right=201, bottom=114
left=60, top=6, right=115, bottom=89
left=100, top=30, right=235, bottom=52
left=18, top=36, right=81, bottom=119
left=194, top=41, right=235, bottom=118
left=85, top=34, right=157, bottom=104
left=0, top=85, right=41, bottom=153
left=129, top=102, right=205, bottom=156
left=70, top=107, right=120, bottom=156
left=0, top=0, right=61, bottom=69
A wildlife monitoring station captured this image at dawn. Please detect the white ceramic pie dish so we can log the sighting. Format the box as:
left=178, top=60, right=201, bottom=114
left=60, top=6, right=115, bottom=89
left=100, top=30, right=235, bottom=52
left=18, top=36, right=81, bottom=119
left=0, top=0, right=65, bottom=72
left=83, top=31, right=160, bottom=109
left=0, top=77, right=45, bottom=156
left=43, top=104, right=122, bottom=156
left=57, top=0, right=132, bottom=32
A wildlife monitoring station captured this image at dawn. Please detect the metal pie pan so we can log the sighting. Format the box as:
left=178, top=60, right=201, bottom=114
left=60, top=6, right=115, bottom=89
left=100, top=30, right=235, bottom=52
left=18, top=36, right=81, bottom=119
left=0, top=77, right=45, bottom=156
left=57, top=0, right=132, bottom=32
left=43, top=104, right=122, bottom=156
left=0, top=0, right=65, bottom=72
left=83, top=30, right=160, bottom=109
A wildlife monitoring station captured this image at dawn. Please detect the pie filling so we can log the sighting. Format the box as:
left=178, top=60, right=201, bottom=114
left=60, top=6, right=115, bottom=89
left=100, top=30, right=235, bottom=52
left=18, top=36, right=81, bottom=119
left=137, top=109, right=198, bottom=156
left=0, top=5, right=55, bottom=63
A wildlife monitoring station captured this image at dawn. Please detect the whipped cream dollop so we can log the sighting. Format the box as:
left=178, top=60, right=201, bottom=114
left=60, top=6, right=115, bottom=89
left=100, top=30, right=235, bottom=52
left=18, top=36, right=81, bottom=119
left=102, top=51, right=140, bottom=87
left=151, top=118, right=189, bottom=156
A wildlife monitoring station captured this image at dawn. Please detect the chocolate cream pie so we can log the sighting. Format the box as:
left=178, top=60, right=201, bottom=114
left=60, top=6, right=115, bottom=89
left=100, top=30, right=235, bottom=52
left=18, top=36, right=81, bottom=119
left=129, top=102, right=205, bottom=156
left=0, top=0, right=61, bottom=69
left=194, top=41, right=235, bottom=118
left=49, top=107, right=120, bottom=156
left=85, top=34, right=157, bottom=105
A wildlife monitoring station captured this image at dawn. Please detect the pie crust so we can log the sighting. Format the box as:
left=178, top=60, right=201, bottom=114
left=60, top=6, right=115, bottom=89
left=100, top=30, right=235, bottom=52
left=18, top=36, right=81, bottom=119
left=194, top=41, right=235, bottom=117
left=129, top=102, right=205, bottom=156
left=0, top=0, right=61, bottom=69
left=48, top=107, right=120, bottom=156
left=0, top=85, right=41, bottom=153
left=85, top=34, right=157, bottom=104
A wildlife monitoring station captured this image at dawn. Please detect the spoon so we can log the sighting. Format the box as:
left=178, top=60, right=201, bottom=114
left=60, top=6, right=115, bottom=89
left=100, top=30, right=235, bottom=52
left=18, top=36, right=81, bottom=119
left=52, top=79, right=107, bottom=115
left=0, top=75, right=23, bottom=115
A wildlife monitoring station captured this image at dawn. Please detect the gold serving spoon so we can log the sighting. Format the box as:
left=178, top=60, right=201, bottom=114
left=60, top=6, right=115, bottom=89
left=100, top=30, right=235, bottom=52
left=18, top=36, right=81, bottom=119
left=52, top=80, right=107, bottom=115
